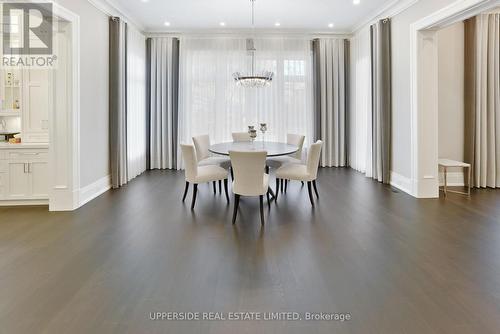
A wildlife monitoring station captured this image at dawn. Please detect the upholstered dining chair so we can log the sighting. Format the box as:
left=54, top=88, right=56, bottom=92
left=193, top=134, right=231, bottom=194
left=267, top=134, right=305, bottom=169
left=229, top=150, right=271, bottom=225
left=267, top=134, right=305, bottom=193
left=180, top=144, right=229, bottom=210
left=232, top=132, right=252, bottom=142
left=275, top=141, right=323, bottom=206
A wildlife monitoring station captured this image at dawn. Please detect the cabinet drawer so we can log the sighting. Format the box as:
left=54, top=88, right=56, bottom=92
left=0, top=173, right=6, bottom=196
left=7, top=150, right=48, bottom=160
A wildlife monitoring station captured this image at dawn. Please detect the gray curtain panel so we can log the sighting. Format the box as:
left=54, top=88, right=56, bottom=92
left=464, top=14, right=500, bottom=188
left=370, top=18, right=392, bottom=184
left=313, top=38, right=349, bottom=168
left=109, top=17, right=128, bottom=188
left=147, top=37, right=180, bottom=170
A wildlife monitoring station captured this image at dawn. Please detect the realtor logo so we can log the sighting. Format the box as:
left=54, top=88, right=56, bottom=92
left=2, top=2, right=53, bottom=55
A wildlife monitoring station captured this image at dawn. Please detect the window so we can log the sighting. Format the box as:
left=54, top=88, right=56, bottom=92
left=178, top=37, right=314, bottom=161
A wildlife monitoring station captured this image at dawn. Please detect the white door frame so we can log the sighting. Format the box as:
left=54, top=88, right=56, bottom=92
left=409, top=0, right=499, bottom=198
left=48, top=3, right=80, bottom=211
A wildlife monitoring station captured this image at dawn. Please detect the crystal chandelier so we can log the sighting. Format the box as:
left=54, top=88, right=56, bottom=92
left=233, top=0, right=274, bottom=88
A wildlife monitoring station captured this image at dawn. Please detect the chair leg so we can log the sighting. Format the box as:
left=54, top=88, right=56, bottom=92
left=307, top=181, right=315, bottom=207
left=285, top=180, right=288, bottom=193
left=182, top=182, right=189, bottom=202
left=212, top=181, right=216, bottom=195
left=313, top=180, right=319, bottom=198
left=301, top=181, right=304, bottom=187
left=265, top=165, right=270, bottom=174
left=230, top=167, right=234, bottom=181
left=280, top=178, right=284, bottom=193
left=275, top=178, right=280, bottom=200
left=232, top=194, right=240, bottom=224
left=266, top=190, right=271, bottom=209
left=191, top=184, right=198, bottom=210
left=224, top=179, right=229, bottom=203
left=219, top=180, right=222, bottom=194
left=259, top=195, right=265, bottom=226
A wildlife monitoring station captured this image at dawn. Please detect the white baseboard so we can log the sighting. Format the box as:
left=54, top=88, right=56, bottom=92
left=390, top=171, right=413, bottom=195
left=390, top=172, right=460, bottom=198
left=439, top=171, right=465, bottom=187
left=0, top=199, right=49, bottom=206
left=79, top=175, right=111, bottom=207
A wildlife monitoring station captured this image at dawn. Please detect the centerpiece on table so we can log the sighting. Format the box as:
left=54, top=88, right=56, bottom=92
left=259, top=123, right=267, bottom=142
left=248, top=126, right=257, bottom=144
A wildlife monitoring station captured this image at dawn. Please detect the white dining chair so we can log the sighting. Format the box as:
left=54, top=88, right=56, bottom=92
left=180, top=144, right=229, bottom=210
left=193, top=134, right=231, bottom=193
left=232, top=132, right=252, bottom=142
left=275, top=140, right=323, bottom=206
left=267, top=134, right=305, bottom=169
left=229, top=150, right=270, bottom=225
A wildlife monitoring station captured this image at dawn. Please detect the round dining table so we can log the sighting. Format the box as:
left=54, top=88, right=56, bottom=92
left=209, top=141, right=297, bottom=201
left=209, top=141, right=298, bottom=157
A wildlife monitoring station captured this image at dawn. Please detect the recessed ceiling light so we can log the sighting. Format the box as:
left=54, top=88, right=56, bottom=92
left=220, top=22, right=226, bottom=26
left=353, top=0, right=360, bottom=5
left=275, top=22, right=281, bottom=27
left=141, top=0, right=149, bottom=2
left=164, top=21, right=171, bottom=26
left=328, top=23, right=334, bottom=28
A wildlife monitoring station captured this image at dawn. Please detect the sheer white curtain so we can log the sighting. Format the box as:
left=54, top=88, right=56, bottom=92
left=349, top=26, right=372, bottom=176
left=126, top=25, right=147, bottom=180
left=178, top=37, right=313, bottom=168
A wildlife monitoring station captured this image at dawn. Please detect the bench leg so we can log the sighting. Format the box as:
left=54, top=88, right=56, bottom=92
left=467, top=166, right=471, bottom=197
left=444, top=167, right=447, bottom=197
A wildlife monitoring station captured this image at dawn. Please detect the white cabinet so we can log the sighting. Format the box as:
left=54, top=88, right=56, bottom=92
left=0, top=147, right=49, bottom=201
left=0, top=68, right=51, bottom=143
left=0, top=170, right=6, bottom=198
left=22, top=69, right=51, bottom=143
left=7, top=161, right=30, bottom=198
left=30, top=161, right=49, bottom=198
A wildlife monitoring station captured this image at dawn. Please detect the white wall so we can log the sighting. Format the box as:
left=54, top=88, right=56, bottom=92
left=437, top=22, right=464, bottom=162
left=390, top=0, right=460, bottom=181
left=56, top=0, right=110, bottom=189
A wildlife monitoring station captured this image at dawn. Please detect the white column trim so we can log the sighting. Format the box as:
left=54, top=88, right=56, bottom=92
left=49, top=3, right=81, bottom=211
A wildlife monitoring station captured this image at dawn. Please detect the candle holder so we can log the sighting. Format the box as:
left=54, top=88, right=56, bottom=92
left=249, top=129, right=257, bottom=145
left=259, top=123, right=267, bottom=142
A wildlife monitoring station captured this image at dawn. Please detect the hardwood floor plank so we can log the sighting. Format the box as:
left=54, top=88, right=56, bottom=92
left=1, top=168, right=500, bottom=333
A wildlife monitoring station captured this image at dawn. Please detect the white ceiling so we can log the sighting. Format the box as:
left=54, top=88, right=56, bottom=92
left=112, top=0, right=395, bottom=33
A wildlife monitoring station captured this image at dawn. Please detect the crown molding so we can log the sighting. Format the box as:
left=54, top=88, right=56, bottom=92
left=144, top=28, right=352, bottom=39
left=351, top=0, right=419, bottom=33
left=87, top=0, right=145, bottom=31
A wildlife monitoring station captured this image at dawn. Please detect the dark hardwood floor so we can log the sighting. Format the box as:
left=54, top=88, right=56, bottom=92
left=1, top=168, right=500, bottom=334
